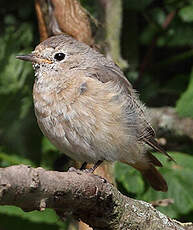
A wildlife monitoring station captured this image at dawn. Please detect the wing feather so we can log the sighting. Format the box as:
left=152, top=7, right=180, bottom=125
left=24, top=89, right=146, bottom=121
left=84, top=63, right=174, bottom=162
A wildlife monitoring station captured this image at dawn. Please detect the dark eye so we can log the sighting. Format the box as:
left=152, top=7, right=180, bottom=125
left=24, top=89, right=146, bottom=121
left=54, top=53, right=66, bottom=61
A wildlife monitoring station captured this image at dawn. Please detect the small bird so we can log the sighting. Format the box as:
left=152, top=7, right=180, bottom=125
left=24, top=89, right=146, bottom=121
left=16, top=34, right=174, bottom=192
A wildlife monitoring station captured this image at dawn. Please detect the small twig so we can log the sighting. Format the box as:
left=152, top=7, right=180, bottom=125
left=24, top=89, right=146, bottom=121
left=150, top=198, right=174, bottom=208
left=162, top=11, right=176, bottom=29
left=34, top=0, right=49, bottom=41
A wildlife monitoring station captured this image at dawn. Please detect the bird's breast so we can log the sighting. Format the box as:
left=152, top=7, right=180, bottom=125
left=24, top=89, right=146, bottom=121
left=33, top=75, right=144, bottom=163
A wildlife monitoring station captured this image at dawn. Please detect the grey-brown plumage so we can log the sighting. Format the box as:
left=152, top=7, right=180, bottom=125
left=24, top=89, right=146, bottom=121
left=16, top=34, right=174, bottom=192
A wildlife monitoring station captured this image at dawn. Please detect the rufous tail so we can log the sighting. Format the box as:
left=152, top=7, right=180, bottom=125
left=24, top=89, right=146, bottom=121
left=139, top=164, right=168, bottom=192
left=124, top=152, right=168, bottom=192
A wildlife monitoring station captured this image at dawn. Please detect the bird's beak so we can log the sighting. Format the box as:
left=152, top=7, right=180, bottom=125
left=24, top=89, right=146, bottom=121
left=16, top=54, right=53, bottom=64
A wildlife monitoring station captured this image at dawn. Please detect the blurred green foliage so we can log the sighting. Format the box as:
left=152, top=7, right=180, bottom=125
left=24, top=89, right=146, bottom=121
left=176, top=67, right=193, bottom=118
left=0, top=0, right=193, bottom=229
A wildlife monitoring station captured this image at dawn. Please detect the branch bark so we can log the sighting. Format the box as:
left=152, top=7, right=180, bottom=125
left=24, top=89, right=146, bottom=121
left=150, top=107, right=193, bottom=140
left=0, top=165, right=192, bottom=230
left=34, top=0, right=93, bottom=45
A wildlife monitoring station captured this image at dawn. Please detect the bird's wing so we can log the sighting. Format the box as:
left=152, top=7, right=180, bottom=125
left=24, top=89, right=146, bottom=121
left=85, top=64, right=133, bottom=94
left=85, top=63, right=175, bottom=162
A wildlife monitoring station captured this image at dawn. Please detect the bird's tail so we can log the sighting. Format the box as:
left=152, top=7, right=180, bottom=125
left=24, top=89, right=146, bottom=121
left=123, top=152, right=168, bottom=192
left=138, top=164, right=168, bottom=192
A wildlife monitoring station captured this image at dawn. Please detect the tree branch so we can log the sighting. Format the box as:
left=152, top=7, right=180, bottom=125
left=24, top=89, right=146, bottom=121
left=150, top=107, right=193, bottom=140
left=0, top=165, right=191, bottom=230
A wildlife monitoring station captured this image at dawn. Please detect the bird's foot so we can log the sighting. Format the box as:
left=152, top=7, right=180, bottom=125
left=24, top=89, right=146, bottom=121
left=68, top=167, right=78, bottom=172
left=83, top=168, right=95, bottom=173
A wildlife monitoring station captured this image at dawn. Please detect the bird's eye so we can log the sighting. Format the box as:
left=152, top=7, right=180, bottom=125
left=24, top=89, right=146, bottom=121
left=54, top=53, right=66, bottom=61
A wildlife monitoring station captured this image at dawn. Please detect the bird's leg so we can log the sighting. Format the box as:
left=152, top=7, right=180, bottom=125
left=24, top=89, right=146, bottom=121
left=88, top=160, right=103, bottom=173
left=80, top=162, right=87, bottom=170
left=69, top=160, right=103, bottom=174
left=68, top=162, right=87, bottom=173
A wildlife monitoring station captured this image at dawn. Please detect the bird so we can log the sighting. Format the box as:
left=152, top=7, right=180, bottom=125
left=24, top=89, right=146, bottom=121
left=16, top=34, right=174, bottom=192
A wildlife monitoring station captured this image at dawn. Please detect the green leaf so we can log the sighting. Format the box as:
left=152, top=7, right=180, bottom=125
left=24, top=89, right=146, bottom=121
left=0, top=152, right=35, bottom=167
left=0, top=23, right=33, bottom=95
left=158, top=21, right=193, bottom=47
left=20, top=96, right=32, bottom=119
left=115, top=162, right=145, bottom=194
left=0, top=206, right=56, bottom=224
left=41, top=137, right=59, bottom=169
left=176, top=67, right=193, bottom=118
left=42, top=137, right=57, bottom=153
left=0, top=206, right=67, bottom=229
left=179, top=5, right=193, bottom=22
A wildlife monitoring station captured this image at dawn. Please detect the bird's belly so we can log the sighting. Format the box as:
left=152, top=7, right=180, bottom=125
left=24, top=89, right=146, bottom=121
left=35, top=104, right=143, bottom=165
left=33, top=77, right=145, bottom=164
left=36, top=113, right=99, bottom=163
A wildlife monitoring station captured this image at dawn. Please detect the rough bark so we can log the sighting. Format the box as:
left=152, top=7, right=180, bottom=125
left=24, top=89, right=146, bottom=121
left=150, top=107, right=193, bottom=140
left=51, top=0, right=93, bottom=45
left=35, top=0, right=49, bottom=41
left=34, top=0, right=93, bottom=45
left=0, top=165, right=192, bottom=230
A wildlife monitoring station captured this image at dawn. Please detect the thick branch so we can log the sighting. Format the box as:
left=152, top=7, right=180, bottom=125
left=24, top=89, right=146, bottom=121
left=0, top=165, right=191, bottom=230
left=150, top=107, right=193, bottom=140
left=34, top=0, right=93, bottom=45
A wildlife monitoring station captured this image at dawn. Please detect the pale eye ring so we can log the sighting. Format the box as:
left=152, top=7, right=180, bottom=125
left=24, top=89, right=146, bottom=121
left=54, top=52, right=66, bottom=61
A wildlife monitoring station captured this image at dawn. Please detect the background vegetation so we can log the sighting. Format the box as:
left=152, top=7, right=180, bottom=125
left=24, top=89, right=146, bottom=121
left=0, top=0, right=193, bottom=229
